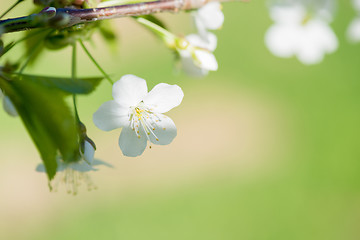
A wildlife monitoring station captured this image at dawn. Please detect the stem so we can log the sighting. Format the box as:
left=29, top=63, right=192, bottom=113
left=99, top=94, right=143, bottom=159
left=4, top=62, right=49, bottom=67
left=79, top=40, right=114, bottom=85
left=0, top=0, right=234, bottom=34
left=0, top=0, right=25, bottom=20
left=72, top=43, right=80, bottom=123
left=136, top=17, right=176, bottom=45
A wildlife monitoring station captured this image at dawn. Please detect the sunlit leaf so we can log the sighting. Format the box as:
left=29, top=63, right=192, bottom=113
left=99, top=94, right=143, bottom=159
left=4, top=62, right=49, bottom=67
left=0, top=76, right=80, bottom=180
left=15, top=73, right=103, bottom=94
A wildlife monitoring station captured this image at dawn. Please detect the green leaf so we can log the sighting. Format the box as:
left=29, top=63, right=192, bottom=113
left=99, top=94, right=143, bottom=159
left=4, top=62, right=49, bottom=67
left=24, top=30, right=49, bottom=66
left=99, top=21, right=117, bottom=43
left=0, top=41, right=16, bottom=57
left=98, top=21, right=118, bottom=53
left=15, top=73, right=103, bottom=95
left=0, top=76, right=80, bottom=180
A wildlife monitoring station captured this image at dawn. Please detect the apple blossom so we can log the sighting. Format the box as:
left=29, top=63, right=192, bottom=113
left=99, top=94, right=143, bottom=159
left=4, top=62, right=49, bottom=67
left=265, top=3, right=338, bottom=65
left=93, top=74, right=184, bottom=157
left=177, top=33, right=218, bottom=76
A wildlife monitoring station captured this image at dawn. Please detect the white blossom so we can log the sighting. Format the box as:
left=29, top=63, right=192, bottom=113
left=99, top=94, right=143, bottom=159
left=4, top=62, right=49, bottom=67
left=265, top=4, right=338, bottom=65
left=178, top=33, right=218, bottom=76
left=0, top=90, right=18, bottom=117
left=178, top=1, right=222, bottom=76
left=93, top=74, right=184, bottom=157
left=193, top=2, right=224, bottom=40
left=347, top=0, right=360, bottom=43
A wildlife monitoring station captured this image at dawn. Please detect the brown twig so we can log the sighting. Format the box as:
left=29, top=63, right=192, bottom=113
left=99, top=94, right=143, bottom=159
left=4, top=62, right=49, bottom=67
left=0, top=0, right=233, bottom=34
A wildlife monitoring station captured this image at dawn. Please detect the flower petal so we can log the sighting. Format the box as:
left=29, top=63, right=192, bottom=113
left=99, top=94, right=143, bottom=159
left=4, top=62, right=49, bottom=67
left=347, top=17, right=360, bottom=43
left=197, top=2, right=224, bottom=30
left=112, top=74, right=148, bottom=107
left=119, top=127, right=148, bottom=157
left=194, top=49, right=218, bottom=71
left=296, top=44, right=324, bottom=65
left=305, top=20, right=338, bottom=53
left=269, top=4, right=305, bottom=24
left=3, top=95, right=18, bottom=117
left=265, top=24, right=300, bottom=58
left=143, top=83, right=184, bottom=113
left=295, top=20, right=338, bottom=65
left=83, top=140, right=95, bottom=164
left=180, top=52, right=209, bottom=76
left=354, top=0, right=360, bottom=12
left=35, top=163, right=46, bottom=172
left=187, top=33, right=217, bottom=51
left=149, top=114, right=177, bottom=145
left=93, top=100, right=129, bottom=131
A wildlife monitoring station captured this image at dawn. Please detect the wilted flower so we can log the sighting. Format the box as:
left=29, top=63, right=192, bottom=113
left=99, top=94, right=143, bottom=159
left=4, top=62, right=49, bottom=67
left=93, top=74, right=183, bottom=157
left=265, top=3, right=338, bottom=65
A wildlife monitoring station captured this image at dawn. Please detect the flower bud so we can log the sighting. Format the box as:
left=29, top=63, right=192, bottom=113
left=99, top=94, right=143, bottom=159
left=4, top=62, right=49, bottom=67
left=40, top=7, right=57, bottom=18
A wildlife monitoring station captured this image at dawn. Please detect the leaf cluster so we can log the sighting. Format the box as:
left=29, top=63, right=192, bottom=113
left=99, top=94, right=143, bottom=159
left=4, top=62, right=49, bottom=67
left=0, top=71, right=103, bottom=180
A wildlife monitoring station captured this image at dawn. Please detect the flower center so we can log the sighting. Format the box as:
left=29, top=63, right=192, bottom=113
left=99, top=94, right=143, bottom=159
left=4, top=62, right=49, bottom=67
left=129, top=102, right=160, bottom=142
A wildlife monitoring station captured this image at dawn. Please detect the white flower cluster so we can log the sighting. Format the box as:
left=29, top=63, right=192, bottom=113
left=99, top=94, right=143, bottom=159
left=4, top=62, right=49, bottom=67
left=26, top=4, right=226, bottom=193
left=265, top=2, right=338, bottom=65
left=15, top=0, right=360, bottom=194
left=179, top=2, right=224, bottom=76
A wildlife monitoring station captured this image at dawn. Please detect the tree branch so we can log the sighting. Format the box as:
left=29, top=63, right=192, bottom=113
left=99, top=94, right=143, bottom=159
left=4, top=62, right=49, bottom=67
left=0, top=0, right=233, bottom=34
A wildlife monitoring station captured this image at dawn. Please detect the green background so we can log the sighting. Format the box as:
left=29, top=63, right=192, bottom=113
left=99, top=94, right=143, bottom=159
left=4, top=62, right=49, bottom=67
left=1, top=0, right=360, bottom=239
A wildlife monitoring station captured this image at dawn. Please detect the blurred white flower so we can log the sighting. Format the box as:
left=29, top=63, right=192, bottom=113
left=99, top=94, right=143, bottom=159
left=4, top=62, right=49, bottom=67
left=193, top=2, right=224, bottom=40
left=354, top=0, right=360, bottom=11
left=36, top=140, right=111, bottom=194
left=265, top=4, right=338, bottom=65
left=347, top=0, right=360, bottom=43
left=0, top=90, right=18, bottom=117
left=178, top=33, right=218, bottom=76
left=93, top=74, right=183, bottom=157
